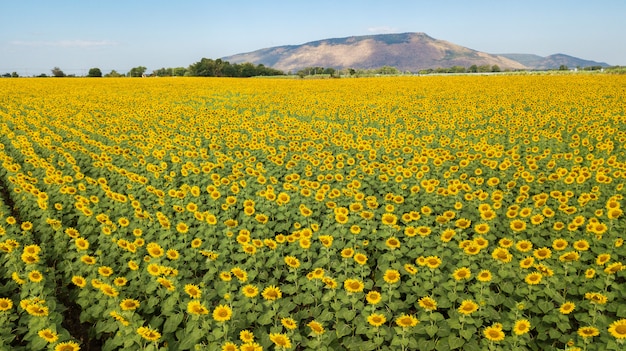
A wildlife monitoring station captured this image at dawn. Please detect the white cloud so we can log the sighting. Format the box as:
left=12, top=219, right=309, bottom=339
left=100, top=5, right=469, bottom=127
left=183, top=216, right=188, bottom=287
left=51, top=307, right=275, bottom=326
left=367, top=26, right=399, bottom=34
left=10, top=39, right=117, bottom=48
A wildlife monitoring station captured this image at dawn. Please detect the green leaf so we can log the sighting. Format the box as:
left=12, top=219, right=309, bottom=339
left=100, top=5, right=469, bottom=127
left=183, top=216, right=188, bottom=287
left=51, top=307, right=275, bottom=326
left=161, top=295, right=178, bottom=314
left=538, top=300, right=553, bottom=313
left=336, top=321, right=352, bottom=338
left=448, top=335, right=465, bottom=349
left=318, top=309, right=335, bottom=322
left=500, top=281, right=514, bottom=294
left=338, top=308, right=356, bottom=321
left=460, top=328, right=474, bottom=340
left=425, top=324, right=438, bottom=337
left=416, top=338, right=436, bottom=351
left=163, top=312, right=184, bottom=334
left=617, top=304, right=626, bottom=317
left=257, top=310, right=274, bottom=325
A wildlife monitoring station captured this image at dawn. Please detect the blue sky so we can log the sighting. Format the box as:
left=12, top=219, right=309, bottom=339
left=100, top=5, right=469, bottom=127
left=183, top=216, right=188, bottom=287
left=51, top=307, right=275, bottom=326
left=1, top=0, right=625, bottom=76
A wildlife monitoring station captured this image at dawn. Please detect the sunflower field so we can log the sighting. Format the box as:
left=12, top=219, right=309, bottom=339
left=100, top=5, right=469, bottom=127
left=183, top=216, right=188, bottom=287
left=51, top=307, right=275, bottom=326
left=0, top=75, right=625, bottom=351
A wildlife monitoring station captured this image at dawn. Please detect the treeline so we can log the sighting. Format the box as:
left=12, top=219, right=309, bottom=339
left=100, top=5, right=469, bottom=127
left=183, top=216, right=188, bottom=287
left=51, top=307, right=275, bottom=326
left=185, top=58, right=283, bottom=77
left=3, top=60, right=623, bottom=78
left=295, top=65, right=403, bottom=77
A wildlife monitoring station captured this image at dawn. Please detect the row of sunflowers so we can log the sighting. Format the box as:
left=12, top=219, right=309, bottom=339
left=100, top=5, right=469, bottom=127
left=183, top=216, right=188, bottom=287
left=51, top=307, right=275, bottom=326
left=0, top=75, right=625, bottom=350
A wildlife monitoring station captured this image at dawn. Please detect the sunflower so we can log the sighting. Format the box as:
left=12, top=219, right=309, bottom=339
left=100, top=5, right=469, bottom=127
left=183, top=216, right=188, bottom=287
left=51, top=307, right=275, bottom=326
left=559, top=301, right=575, bottom=314
left=510, top=219, right=527, bottom=232
left=71, top=276, right=86, bottom=288
left=483, top=324, right=505, bottom=342
left=323, top=277, right=338, bottom=289
left=533, top=247, right=552, bottom=260
left=147, top=263, right=162, bottom=276
left=491, top=248, right=512, bottom=263
left=424, top=256, right=442, bottom=269
left=592, top=253, right=611, bottom=267
left=458, top=300, right=479, bottom=315
left=120, top=299, right=140, bottom=311
left=440, top=229, right=456, bottom=242
left=455, top=218, right=471, bottom=229
left=262, top=285, right=282, bottom=301
left=100, top=284, right=119, bottom=297
left=513, top=319, right=531, bottom=336
left=147, top=243, right=164, bottom=257
left=385, top=237, right=400, bottom=250
left=577, top=326, right=600, bottom=338
left=404, top=264, right=418, bottom=275
left=559, top=251, right=580, bottom=262
left=585, top=292, right=608, bottom=304
left=137, top=326, right=161, bottom=342
left=38, top=328, right=59, bottom=343
left=605, top=262, right=625, bottom=274
left=28, top=270, right=43, bottom=283
left=281, top=317, right=298, bottom=330
left=573, top=239, right=590, bottom=251
left=166, top=249, right=180, bottom=260
left=477, top=270, right=492, bottom=282
left=75, top=238, right=89, bottom=250
left=418, top=296, right=437, bottom=311
left=524, top=272, right=542, bottom=285
left=381, top=213, right=397, bottom=226
left=608, top=319, right=626, bottom=339
left=515, top=240, right=533, bottom=252
left=241, top=284, right=259, bottom=298
left=383, top=269, right=400, bottom=284
left=191, top=238, right=203, bottom=248
left=53, top=341, right=81, bottom=351
left=452, top=267, right=471, bottom=281
left=98, top=266, right=113, bottom=277
left=474, top=223, right=490, bottom=234
left=344, top=278, right=365, bottom=293
left=341, top=248, right=355, bottom=258
left=269, top=333, right=292, bottom=349
left=221, top=342, right=238, bottom=351
left=26, top=304, right=49, bottom=317
left=176, top=222, right=189, bottom=234
left=240, top=342, right=263, bottom=351
left=366, top=291, right=382, bottom=305
left=395, top=314, right=419, bottom=328
left=307, top=320, right=325, bottom=335
left=212, top=304, right=232, bottom=322
left=367, top=313, right=387, bottom=327
left=498, top=238, right=513, bottom=248
left=0, top=298, right=13, bottom=311
left=552, top=238, right=568, bottom=251
left=284, top=256, right=300, bottom=269
left=231, top=267, right=248, bottom=282
left=353, top=253, right=368, bottom=265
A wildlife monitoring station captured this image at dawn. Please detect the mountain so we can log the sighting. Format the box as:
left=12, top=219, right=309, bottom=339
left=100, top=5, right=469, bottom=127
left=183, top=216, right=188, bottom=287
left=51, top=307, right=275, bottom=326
left=499, top=53, right=610, bottom=70
left=221, top=32, right=610, bottom=72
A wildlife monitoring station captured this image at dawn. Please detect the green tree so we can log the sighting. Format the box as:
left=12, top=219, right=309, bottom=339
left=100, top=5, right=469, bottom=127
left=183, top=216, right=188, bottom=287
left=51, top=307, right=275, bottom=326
left=172, top=67, right=187, bottom=76
left=559, top=65, right=568, bottom=71
left=104, top=70, right=124, bottom=77
left=51, top=67, right=66, bottom=77
left=129, top=66, right=147, bottom=77
left=87, top=68, right=102, bottom=77
left=11, top=72, right=19, bottom=78
left=491, top=65, right=501, bottom=72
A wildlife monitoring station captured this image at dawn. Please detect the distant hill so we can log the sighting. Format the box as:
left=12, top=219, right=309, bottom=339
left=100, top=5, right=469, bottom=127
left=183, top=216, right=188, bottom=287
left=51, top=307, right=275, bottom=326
left=221, top=32, right=610, bottom=72
left=499, top=53, right=610, bottom=70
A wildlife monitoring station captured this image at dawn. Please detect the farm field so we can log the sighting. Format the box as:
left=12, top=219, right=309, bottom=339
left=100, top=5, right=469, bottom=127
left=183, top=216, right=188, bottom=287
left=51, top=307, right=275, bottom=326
left=0, top=75, right=625, bottom=351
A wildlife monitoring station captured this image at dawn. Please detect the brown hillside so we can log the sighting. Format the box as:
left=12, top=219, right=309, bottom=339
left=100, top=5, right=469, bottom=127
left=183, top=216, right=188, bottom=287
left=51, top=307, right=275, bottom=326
left=222, top=32, right=527, bottom=72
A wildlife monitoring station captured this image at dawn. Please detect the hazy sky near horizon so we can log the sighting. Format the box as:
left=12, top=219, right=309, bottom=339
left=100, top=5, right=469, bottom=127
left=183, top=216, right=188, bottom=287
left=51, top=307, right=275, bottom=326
left=2, top=0, right=625, bottom=75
